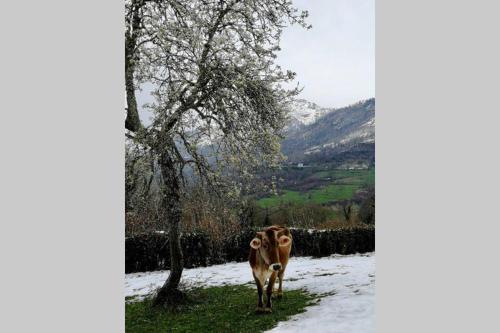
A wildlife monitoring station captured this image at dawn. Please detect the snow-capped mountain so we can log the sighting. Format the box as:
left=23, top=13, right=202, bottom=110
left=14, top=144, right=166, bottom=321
left=286, top=99, right=332, bottom=130
left=282, top=98, right=375, bottom=166
left=128, top=97, right=375, bottom=168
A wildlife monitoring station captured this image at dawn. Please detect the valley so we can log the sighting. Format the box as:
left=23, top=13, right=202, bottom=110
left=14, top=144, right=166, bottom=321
left=258, top=167, right=374, bottom=208
left=249, top=98, right=375, bottom=227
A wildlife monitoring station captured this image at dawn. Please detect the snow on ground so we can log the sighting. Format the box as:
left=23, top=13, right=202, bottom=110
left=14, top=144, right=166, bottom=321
left=125, top=253, right=375, bottom=333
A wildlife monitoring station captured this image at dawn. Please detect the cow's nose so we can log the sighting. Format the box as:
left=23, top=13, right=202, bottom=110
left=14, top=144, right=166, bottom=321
left=273, top=264, right=282, bottom=271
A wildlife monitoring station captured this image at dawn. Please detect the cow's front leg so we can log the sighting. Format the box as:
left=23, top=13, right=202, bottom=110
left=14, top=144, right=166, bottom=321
left=253, top=273, right=265, bottom=313
left=265, top=272, right=277, bottom=312
left=277, top=270, right=284, bottom=298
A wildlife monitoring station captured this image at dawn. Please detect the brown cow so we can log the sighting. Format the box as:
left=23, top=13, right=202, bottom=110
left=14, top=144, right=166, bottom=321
left=249, top=225, right=293, bottom=313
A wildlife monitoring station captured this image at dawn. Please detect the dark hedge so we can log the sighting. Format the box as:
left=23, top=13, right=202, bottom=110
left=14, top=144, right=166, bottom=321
left=125, top=226, right=375, bottom=273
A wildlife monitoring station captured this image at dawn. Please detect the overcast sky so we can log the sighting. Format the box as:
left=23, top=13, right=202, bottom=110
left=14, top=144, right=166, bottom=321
left=137, top=0, right=374, bottom=124
left=278, top=0, right=374, bottom=108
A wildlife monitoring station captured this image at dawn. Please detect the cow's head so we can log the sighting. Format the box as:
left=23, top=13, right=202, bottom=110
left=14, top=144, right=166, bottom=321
left=250, top=229, right=291, bottom=271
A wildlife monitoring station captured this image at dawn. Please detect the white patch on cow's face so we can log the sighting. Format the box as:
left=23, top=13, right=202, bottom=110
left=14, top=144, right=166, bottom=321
left=278, top=235, right=291, bottom=247
left=259, top=241, right=272, bottom=265
left=254, top=267, right=271, bottom=286
left=250, top=238, right=261, bottom=249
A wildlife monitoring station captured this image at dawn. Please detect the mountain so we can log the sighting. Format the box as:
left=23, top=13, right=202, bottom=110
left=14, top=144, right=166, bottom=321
left=282, top=98, right=375, bottom=168
left=286, top=99, right=332, bottom=130
left=128, top=97, right=375, bottom=170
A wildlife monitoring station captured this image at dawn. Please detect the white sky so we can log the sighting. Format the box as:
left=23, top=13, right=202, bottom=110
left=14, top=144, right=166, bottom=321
left=137, top=0, right=374, bottom=124
left=278, top=0, right=374, bottom=108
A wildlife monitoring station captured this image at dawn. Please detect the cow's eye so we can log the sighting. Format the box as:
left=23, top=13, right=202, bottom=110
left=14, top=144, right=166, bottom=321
left=263, top=244, right=268, bottom=249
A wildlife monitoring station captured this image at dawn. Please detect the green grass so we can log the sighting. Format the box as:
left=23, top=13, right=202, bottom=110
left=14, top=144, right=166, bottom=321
left=258, top=190, right=304, bottom=207
left=315, top=168, right=375, bottom=186
left=258, top=185, right=357, bottom=208
left=258, top=168, right=374, bottom=208
left=309, top=183, right=358, bottom=203
left=126, top=285, right=317, bottom=333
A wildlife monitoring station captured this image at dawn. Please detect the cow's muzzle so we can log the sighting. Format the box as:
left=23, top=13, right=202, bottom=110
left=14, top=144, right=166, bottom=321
left=271, top=263, right=282, bottom=271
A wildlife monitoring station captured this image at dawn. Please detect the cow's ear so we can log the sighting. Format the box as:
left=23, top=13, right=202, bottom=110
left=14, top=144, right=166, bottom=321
left=278, top=235, right=291, bottom=247
left=250, top=238, right=262, bottom=249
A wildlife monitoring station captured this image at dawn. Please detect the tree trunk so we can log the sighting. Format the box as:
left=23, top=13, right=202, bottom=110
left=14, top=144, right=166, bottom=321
left=153, top=148, right=185, bottom=306
left=125, top=0, right=142, bottom=133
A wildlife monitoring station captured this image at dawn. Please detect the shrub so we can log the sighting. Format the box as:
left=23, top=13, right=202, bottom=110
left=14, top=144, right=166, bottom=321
left=126, top=226, right=375, bottom=273
left=358, top=187, right=375, bottom=224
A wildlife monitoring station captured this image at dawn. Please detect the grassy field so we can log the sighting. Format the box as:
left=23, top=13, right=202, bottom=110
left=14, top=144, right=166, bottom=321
left=258, top=168, right=374, bottom=208
left=314, top=168, right=375, bottom=185
left=126, top=285, right=316, bottom=333
left=258, top=185, right=358, bottom=208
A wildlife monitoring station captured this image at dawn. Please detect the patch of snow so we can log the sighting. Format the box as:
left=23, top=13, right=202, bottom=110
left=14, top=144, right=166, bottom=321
left=304, top=145, right=322, bottom=155
left=287, top=227, right=329, bottom=233
left=287, top=99, right=333, bottom=127
left=125, top=253, right=375, bottom=333
left=362, top=118, right=375, bottom=128
left=266, top=253, right=375, bottom=333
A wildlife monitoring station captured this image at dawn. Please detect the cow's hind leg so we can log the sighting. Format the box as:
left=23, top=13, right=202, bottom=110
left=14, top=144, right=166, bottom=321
left=253, top=273, right=265, bottom=313
left=265, top=272, right=277, bottom=312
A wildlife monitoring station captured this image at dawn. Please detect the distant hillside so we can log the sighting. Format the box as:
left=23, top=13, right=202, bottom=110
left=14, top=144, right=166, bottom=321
left=286, top=99, right=332, bottom=130
left=127, top=98, right=375, bottom=171
left=282, top=98, right=375, bottom=167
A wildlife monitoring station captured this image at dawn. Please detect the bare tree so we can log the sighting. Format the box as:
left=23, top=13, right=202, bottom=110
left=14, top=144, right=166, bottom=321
left=342, top=202, right=353, bottom=223
left=125, top=0, right=309, bottom=306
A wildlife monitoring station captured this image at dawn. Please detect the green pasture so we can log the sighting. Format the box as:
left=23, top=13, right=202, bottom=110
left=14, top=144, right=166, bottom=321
left=258, top=168, right=374, bottom=208
left=126, top=285, right=316, bottom=333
